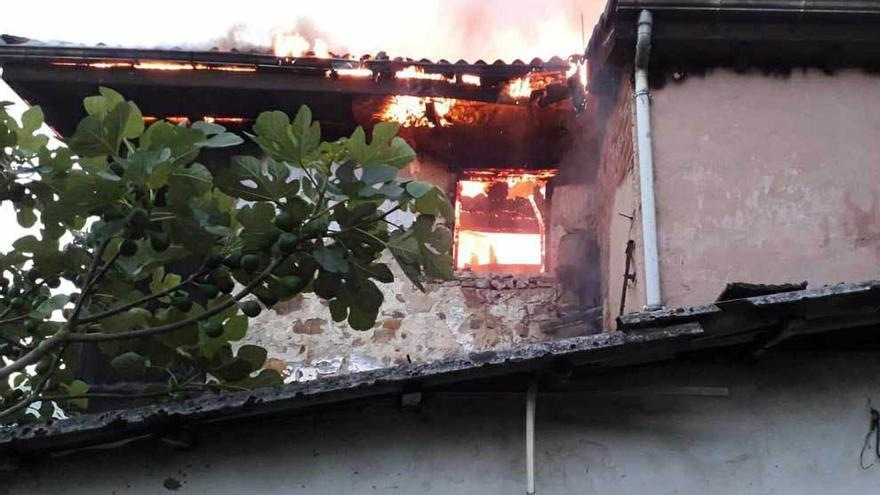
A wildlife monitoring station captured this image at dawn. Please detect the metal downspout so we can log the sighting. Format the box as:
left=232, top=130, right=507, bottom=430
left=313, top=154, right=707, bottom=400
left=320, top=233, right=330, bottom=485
left=634, top=9, right=663, bottom=309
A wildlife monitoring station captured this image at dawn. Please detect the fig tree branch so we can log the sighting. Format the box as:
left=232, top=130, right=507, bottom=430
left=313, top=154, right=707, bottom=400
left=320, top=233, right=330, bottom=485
left=67, top=255, right=288, bottom=342
left=75, top=266, right=211, bottom=325
left=0, top=238, right=111, bottom=382
left=0, top=343, right=66, bottom=421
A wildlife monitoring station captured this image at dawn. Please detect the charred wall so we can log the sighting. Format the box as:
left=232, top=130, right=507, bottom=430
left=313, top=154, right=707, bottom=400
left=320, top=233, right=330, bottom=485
left=244, top=100, right=608, bottom=379
left=553, top=71, right=639, bottom=328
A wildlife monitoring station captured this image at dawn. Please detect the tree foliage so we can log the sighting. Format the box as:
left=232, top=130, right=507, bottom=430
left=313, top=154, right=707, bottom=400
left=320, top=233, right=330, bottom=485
left=0, top=88, right=453, bottom=424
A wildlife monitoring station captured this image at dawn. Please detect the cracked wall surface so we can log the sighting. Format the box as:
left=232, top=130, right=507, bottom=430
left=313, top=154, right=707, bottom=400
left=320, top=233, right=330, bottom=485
left=244, top=141, right=604, bottom=381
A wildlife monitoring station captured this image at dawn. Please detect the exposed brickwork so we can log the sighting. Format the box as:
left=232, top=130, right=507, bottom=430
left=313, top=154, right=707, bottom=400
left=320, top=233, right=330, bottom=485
left=242, top=126, right=606, bottom=382
left=588, top=76, right=640, bottom=326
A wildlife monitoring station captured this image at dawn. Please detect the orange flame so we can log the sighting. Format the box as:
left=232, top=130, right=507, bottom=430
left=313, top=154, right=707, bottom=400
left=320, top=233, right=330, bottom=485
left=502, top=69, right=576, bottom=100
left=143, top=115, right=249, bottom=125
left=194, top=64, right=257, bottom=72
left=566, top=60, right=588, bottom=86
left=51, top=61, right=257, bottom=72
left=504, top=77, right=533, bottom=99
left=454, top=170, right=555, bottom=274
left=395, top=65, right=449, bottom=82
left=202, top=116, right=248, bottom=124
left=333, top=67, right=373, bottom=78
left=133, top=61, right=194, bottom=70
left=273, top=33, right=330, bottom=58
left=461, top=74, right=481, bottom=86
left=90, top=62, right=134, bottom=69
left=376, top=96, right=455, bottom=128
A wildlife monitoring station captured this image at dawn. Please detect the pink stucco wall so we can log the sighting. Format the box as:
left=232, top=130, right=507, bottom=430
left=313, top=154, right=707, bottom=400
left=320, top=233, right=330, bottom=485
left=649, top=69, right=880, bottom=307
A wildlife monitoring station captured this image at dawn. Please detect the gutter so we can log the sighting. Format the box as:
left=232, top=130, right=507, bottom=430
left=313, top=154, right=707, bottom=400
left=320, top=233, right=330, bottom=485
left=634, top=9, right=663, bottom=309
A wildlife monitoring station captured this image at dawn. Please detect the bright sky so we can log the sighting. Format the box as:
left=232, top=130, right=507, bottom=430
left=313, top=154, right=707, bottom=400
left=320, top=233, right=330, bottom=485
left=0, top=0, right=605, bottom=249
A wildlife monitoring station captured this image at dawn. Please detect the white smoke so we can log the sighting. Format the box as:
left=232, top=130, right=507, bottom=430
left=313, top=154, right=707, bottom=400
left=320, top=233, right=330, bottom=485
left=1, top=0, right=605, bottom=61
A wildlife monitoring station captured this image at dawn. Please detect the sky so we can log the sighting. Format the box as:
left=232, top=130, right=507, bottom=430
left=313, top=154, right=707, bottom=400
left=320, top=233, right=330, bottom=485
left=0, top=0, right=605, bottom=249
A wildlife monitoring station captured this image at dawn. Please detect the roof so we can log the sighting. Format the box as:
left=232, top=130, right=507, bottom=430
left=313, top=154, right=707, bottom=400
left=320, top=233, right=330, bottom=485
left=0, top=39, right=583, bottom=143
left=2, top=279, right=879, bottom=456
left=0, top=33, right=577, bottom=69
left=586, top=0, right=880, bottom=89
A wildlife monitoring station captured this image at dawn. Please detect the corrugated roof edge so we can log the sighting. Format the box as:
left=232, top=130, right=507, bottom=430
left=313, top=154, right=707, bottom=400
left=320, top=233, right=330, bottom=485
left=0, top=36, right=577, bottom=73
left=2, top=279, right=879, bottom=455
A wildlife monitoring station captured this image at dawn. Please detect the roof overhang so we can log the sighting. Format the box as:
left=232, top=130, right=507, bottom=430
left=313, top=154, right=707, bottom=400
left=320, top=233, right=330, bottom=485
left=0, top=44, right=578, bottom=139
left=587, top=0, right=880, bottom=90
left=2, top=279, right=879, bottom=457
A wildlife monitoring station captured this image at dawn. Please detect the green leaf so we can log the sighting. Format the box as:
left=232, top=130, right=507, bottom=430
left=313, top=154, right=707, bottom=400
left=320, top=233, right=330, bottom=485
left=63, top=380, right=90, bottom=409
left=314, top=270, right=343, bottom=299
left=371, top=122, right=399, bottom=148
left=139, top=121, right=205, bottom=165
left=405, top=180, right=433, bottom=198
left=11, top=235, right=41, bottom=253
left=237, top=344, right=267, bottom=371
left=329, top=299, right=348, bottom=322
left=356, top=262, right=394, bottom=284
left=21, top=106, right=43, bottom=133
left=414, top=186, right=454, bottom=220
left=252, top=110, right=319, bottom=165
left=216, top=156, right=299, bottom=202
left=253, top=111, right=290, bottom=147
left=389, top=230, right=420, bottom=264
left=192, top=121, right=226, bottom=134
left=345, top=127, right=369, bottom=163
left=348, top=305, right=378, bottom=330
left=361, top=164, right=398, bottom=185
left=98, top=87, right=126, bottom=109
left=68, top=102, right=131, bottom=157
left=111, top=352, right=147, bottom=378
left=238, top=202, right=282, bottom=252
left=15, top=206, right=37, bottom=228
left=171, top=162, right=212, bottom=191
left=212, top=358, right=253, bottom=381
left=30, top=294, right=69, bottom=319
left=123, top=149, right=172, bottom=188
left=36, top=147, right=74, bottom=177
left=149, top=267, right=182, bottom=295
left=199, top=132, right=243, bottom=148
left=123, top=101, right=145, bottom=139
left=224, top=315, right=248, bottom=341
left=313, top=246, right=349, bottom=273
left=55, top=172, right=126, bottom=213
left=84, top=96, right=109, bottom=117
left=385, top=137, right=416, bottom=168
left=290, top=105, right=321, bottom=157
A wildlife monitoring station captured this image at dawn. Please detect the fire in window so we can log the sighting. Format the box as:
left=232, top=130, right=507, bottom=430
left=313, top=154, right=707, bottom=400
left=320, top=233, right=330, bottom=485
left=454, top=169, right=555, bottom=274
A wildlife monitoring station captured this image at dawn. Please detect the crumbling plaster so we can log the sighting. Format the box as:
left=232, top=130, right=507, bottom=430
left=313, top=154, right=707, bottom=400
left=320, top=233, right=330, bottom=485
left=244, top=150, right=602, bottom=381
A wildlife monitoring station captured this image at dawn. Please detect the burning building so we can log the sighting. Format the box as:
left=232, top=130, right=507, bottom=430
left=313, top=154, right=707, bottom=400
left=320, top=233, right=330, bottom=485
left=0, top=35, right=600, bottom=377
left=9, top=2, right=880, bottom=493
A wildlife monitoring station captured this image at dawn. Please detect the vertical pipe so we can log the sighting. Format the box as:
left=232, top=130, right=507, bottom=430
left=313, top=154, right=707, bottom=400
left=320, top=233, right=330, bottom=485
left=526, top=377, right=538, bottom=494
left=634, top=10, right=662, bottom=309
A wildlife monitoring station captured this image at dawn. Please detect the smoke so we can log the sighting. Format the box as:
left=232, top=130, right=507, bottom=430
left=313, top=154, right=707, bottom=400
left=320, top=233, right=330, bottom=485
left=1, top=0, right=605, bottom=60
left=198, top=0, right=604, bottom=61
